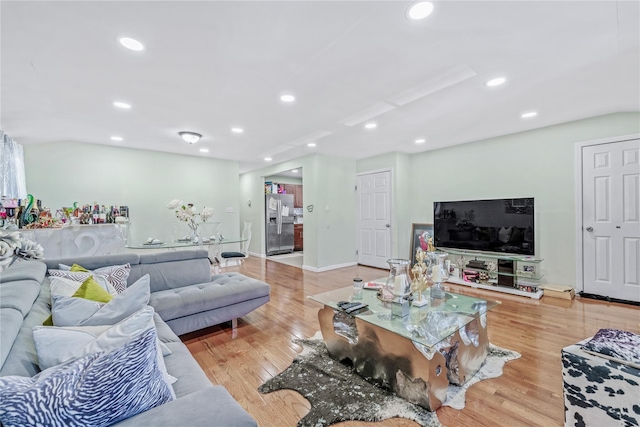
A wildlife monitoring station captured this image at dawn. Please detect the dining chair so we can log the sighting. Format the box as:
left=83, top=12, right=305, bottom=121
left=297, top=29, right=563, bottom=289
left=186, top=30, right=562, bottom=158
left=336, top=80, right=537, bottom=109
left=220, top=221, right=252, bottom=267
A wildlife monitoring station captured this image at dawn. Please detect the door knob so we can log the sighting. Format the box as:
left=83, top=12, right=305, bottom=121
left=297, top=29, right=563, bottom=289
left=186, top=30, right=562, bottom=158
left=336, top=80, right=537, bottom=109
left=386, top=224, right=390, bottom=228
left=586, top=226, right=593, bottom=232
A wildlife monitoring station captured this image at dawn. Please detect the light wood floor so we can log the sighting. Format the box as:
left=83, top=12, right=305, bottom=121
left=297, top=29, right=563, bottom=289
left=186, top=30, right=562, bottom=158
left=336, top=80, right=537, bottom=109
left=182, top=257, right=640, bottom=427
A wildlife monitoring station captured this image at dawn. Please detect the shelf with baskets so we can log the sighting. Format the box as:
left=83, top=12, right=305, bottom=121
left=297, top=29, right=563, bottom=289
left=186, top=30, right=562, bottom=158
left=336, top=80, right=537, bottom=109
left=442, top=249, right=544, bottom=299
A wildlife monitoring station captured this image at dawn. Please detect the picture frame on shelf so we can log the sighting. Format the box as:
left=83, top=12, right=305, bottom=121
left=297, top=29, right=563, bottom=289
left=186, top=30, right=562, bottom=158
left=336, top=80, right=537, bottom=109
left=410, top=223, right=434, bottom=266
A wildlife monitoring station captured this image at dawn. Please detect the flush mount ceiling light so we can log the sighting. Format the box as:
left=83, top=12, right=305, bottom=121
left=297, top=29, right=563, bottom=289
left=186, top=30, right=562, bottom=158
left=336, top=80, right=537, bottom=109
left=178, top=131, right=202, bottom=144
left=199, top=148, right=209, bottom=153
left=485, top=77, right=506, bottom=87
left=307, top=142, right=317, bottom=147
left=407, top=2, right=434, bottom=20
left=264, top=157, right=273, bottom=162
left=415, top=138, right=426, bottom=144
left=231, top=127, right=244, bottom=133
left=364, top=122, right=377, bottom=129
left=118, top=37, right=145, bottom=51
left=521, top=111, right=538, bottom=118
left=113, top=101, right=131, bottom=109
left=280, top=94, right=296, bottom=103
left=110, top=136, right=123, bottom=141
left=291, top=169, right=298, bottom=173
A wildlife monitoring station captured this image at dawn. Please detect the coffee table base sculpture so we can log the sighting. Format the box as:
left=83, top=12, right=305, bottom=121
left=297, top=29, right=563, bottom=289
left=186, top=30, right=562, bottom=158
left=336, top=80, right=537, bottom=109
left=317, top=306, right=489, bottom=411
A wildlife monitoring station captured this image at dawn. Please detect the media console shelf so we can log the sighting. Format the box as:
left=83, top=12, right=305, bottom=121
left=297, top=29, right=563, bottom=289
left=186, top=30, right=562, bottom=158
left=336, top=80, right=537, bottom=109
left=442, top=249, right=544, bottom=299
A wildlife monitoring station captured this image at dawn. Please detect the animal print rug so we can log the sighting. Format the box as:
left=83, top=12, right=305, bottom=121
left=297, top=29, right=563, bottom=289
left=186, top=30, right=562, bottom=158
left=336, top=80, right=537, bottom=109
left=259, top=337, right=520, bottom=427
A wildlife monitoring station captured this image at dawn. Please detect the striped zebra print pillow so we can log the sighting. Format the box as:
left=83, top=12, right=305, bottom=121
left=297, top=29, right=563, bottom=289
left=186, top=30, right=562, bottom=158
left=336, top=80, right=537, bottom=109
left=0, top=327, right=174, bottom=427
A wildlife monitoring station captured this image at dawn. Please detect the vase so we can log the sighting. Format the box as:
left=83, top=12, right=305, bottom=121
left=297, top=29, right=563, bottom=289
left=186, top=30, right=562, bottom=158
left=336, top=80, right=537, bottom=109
left=427, top=251, right=449, bottom=304
left=189, top=227, right=200, bottom=245
left=385, top=259, right=412, bottom=318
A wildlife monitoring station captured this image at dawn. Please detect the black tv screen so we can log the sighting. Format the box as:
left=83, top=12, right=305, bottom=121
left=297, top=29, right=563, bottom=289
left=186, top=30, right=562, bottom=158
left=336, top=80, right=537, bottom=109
left=433, top=198, right=535, bottom=256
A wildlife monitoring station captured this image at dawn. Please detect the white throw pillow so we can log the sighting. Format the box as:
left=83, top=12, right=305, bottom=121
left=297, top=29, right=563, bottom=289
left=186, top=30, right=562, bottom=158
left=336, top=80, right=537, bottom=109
left=51, top=274, right=150, bottom=327
left=34, top=306, right=153, bottom=370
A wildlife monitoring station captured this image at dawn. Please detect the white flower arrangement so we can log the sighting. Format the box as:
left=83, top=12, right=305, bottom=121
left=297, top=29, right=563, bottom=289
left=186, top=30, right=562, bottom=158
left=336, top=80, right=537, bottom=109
left=167, top=200, right=214, bottom=237
left=0, top=230, right=44, bottom=271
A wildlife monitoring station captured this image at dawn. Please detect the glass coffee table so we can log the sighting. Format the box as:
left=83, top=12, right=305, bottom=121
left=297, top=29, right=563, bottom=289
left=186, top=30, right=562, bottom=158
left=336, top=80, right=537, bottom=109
left=309, top=284, right=499, bottom=411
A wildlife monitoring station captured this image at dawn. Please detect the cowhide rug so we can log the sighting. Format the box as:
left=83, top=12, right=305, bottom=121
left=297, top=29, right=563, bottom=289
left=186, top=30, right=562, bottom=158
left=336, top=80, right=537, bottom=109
left=259, top=337, right=520, bottom=427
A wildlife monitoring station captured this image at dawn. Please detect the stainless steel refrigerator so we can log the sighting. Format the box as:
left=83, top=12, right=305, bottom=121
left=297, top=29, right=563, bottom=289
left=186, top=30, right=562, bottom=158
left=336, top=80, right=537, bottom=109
left=265, top=194, right=294, bottom=255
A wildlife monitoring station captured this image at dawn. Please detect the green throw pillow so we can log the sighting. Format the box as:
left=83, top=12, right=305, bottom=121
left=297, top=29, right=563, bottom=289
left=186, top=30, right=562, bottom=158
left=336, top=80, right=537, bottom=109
left=43, top=276, right=113, bottom=326
left=69, top=263, right=89, bottom=272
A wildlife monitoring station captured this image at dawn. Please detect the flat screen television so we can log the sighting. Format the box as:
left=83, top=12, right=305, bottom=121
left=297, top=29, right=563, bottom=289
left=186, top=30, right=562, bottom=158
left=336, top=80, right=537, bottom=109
left=433, top=198, right=535, bottom=256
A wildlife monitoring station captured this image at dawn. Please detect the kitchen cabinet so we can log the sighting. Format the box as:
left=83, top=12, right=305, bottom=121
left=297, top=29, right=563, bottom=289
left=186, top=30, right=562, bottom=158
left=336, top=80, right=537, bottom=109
left=294, top=224, right=303, bottom=251
left=282, top=184, right=303, bottom=208
left=293, top=185, right=303, bottom=208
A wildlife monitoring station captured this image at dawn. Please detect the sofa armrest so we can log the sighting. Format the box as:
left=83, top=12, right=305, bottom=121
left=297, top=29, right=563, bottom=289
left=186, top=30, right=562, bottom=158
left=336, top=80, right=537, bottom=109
left=113, top=386, right=257, bottom=427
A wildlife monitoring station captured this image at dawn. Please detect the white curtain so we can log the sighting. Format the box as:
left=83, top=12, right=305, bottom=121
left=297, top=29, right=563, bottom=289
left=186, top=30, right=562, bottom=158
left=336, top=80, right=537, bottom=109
left=0, top=130, right=27, bottom=199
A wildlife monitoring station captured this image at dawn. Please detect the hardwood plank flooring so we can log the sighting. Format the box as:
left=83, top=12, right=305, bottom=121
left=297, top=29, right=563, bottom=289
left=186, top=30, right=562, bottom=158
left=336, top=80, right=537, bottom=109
left=181, top=257, right=640, bottom=427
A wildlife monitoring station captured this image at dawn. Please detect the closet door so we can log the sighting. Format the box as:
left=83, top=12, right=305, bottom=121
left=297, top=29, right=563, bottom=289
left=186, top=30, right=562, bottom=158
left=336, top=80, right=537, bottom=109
left=582, top=138, right=639, bottom=302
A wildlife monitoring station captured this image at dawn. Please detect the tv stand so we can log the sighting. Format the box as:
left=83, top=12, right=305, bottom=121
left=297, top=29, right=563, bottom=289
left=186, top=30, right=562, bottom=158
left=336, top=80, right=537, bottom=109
left=441, top=249, right=544, bottom=299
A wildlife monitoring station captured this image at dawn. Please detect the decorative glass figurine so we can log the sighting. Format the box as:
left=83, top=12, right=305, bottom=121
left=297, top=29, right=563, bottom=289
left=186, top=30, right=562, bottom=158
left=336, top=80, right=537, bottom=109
left=427, top=251, right=449, bottom=304
left=385, top=259, right=412, bottom=318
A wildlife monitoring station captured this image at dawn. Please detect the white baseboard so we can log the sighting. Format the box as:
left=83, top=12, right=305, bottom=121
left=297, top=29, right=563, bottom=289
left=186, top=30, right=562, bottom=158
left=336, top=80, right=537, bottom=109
left=302, top=261, right=357, bottom=272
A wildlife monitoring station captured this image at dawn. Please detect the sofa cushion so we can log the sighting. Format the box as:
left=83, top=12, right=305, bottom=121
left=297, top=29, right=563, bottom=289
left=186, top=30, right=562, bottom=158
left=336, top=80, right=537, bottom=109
left=43, top=253, right=140, bottom=272
left=112, top=386, right=258, bottom=427
left=0, top=280, right=42, bottom=317
left=52, top=275, right=150, bottom=327
left=129, top=250, right=211, bottom=293
left=149, top=273, right=270, bottom=322
left=0, top=260, right=47, bottom=283
left=0, top=327, right=174, bottom=427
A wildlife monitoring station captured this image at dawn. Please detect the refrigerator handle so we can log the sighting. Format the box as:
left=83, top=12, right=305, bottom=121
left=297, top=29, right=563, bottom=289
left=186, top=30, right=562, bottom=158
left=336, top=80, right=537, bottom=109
left=277, top=199, right=282, bottom=234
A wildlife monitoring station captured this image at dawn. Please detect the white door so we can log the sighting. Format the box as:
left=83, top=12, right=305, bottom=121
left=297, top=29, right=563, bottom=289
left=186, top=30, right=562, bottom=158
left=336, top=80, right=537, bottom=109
left=356, top=170, right=391, bottom=269
left=582, top=138, right=640, bottom=302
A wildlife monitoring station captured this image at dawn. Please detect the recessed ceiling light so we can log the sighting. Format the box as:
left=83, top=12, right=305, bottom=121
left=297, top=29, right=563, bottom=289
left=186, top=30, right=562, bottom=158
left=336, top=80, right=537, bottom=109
left=231, top=127, right=244, bottom=133
left=415, top=138, right=426, bottom=144
left=364, top=122, right=377, bottom=129
left=407, top=2, right=434, bottom=20
left=118, top=37, right=145, bottom=51
left=521, top=111, right=538, bottom=118
left=485, top=77, right=506, bottom=87
left=307, top=142, right=316, bottom=147
left=178, top=131, right=202, bottom=144
left=199, top=148, right=209, bottom=153
left=280, top=94, right=296, bottom=103
left=264, top=157, right=273, bottom=162
left=291, top=169, right=298, bottom=173
left=110, top=136, right=123, bottom=141
left=113, top=101, right=131, bottom=109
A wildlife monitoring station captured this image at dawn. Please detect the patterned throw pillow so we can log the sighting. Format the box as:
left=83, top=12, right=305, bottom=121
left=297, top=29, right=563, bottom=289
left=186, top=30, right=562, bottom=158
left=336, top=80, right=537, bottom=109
left=58, top=263, right=131, bottom=294
left=582, top=328, right=640, bottom=367
left=0, top=328, right=174, bottom=427
left=48, top=270, right=117, bottom=296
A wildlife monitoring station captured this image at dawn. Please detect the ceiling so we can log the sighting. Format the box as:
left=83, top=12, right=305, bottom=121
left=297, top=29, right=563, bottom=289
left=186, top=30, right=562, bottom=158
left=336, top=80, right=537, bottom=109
left=2, top=1, right=639, bottom=174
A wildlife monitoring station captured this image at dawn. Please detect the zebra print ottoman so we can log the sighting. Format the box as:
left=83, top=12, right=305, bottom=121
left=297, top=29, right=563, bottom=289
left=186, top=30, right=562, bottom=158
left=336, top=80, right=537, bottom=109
left=562, top=339, right=640, bottom=427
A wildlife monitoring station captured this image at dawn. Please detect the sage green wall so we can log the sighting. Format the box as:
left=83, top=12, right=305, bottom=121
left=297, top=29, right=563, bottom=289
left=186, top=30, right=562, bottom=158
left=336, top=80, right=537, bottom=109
left=356, top=152, right=412, bottom=259
left=23, top=142, right=241, bottom=248
left=240, top=154, right=356, bottom=269
left=408, top=112, right=640, bottom=286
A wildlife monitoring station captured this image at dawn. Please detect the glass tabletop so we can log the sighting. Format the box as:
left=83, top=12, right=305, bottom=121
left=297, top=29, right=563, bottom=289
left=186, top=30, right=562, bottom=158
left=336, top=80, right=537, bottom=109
left=309, top=283, right=499, bottom=349
left=126, top=237, right=245, bottom=249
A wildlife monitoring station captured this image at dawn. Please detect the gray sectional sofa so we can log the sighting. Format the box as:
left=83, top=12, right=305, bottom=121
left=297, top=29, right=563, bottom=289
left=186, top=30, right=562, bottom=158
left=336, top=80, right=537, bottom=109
left=0, top=249, right=270, bottom=426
